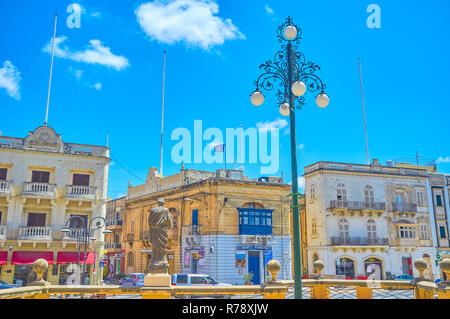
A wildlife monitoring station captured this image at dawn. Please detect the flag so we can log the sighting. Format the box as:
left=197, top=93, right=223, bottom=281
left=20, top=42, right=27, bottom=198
left=214, top=143, right=225, bottom=152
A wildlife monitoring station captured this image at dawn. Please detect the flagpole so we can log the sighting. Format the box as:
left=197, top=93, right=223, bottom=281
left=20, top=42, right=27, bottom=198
left=44, top=14, right=58, bottom=126
left=358, top=58, right=370, bottom=164
left=160, top=51, right=166, bottom=177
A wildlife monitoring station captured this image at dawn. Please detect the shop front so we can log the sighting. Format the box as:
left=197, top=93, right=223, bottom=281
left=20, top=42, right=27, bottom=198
left=11, top=251, right=53, bottom=286
left=57, top=251, right=95, bottom=285
left=236, top=244, right=272, bottom=285
left=183, top=246, right=205, bottom=274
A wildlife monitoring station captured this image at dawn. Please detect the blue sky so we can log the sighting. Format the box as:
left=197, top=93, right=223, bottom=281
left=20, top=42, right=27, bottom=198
left=1, top=0, right=449, bottom=198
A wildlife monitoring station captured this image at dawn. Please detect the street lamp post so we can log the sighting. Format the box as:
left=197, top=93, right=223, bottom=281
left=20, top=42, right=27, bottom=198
left=250, top=16, right=329, bottom=299
left=62, top=216, right=111, bottom=285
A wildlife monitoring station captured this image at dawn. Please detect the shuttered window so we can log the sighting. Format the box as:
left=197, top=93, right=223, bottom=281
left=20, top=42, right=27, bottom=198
left=0, top=168, right=7, bottom=180
left=72, top=174, right=90, bottom=186
left=31, top=171, right=50, bottom=183
left=27, top=213, right=46, bottom=226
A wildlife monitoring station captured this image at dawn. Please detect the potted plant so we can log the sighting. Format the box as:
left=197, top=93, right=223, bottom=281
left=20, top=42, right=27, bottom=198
left=244, top=272, right=254, bottom=285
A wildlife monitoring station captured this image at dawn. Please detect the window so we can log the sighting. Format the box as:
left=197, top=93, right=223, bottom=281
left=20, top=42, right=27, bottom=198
left=27, top=213, right=46, bottom=227
left=419, top=223, right=429, bottom=240
left=364, top=186, right=374, bottom=205
left=440, top=226, right=447, bottom=239
left=337, top=184, right=346, bottom=202
left=31, top=171, right=50, bottom=183
left=69, top=214, right=88, bottom=228
left=310, top=184, right=316, bottom=200
left=338, top=218, right=349, bottom=239
left=72, top=174, right=90, bottom=186
left=0, top=212, right=2, bottom=225
left=366, top=219, right=377, bottom=242
left=114, top=234, right=120, bottom=244
left=416, top=191, right=424, bottom=206
left=0, top=168, right=7, bottom=180
left=191, top=276, right=207, bottom=284
left=238, top=208, right=272, bottom=235
left=397, top=225, right=416, bottom=239
left=311, top=219, right=317, bottom=235
left=176, top=274, right=188, bottom=284
left=172, top=216, right=178, bottom=228
left=436, top=194, right=443, bottom=207
left=128, top=252, right=134, bottom=267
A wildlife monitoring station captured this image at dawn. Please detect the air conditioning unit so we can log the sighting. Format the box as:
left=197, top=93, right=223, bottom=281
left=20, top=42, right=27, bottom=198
left=185, top=238, right=191, bottom=245
left=255, top=235, right=262, bottom=243
left=241, top=236, right=247, bottom=244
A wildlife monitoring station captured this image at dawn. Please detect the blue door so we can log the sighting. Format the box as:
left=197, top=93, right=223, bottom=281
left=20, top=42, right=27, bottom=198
left=248, top=251, right=260, bottom=285
left=192, top=209, right=198, bottom=226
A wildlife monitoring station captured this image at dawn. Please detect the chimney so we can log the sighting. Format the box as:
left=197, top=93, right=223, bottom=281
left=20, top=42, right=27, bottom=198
left=372, top=158, right=380, bottom=166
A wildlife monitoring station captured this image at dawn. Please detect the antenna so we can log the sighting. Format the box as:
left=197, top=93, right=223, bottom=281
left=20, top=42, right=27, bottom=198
left=106, top=132, right=109, bottom=147
left=44, top=14, right=58, bottom=126
left=160, top=51, right=166, bottom=178
left=358, top=58, right=370, bottom=165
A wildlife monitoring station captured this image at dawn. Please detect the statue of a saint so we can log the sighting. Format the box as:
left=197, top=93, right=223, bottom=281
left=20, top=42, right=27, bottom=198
left=148, top=198, right=172, bottom=272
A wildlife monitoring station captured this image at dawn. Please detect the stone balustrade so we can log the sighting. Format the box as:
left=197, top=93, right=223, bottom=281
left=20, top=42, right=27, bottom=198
left=18, top=226, right=52, bottom=240
left=66, top=185, right=96, bottom=199
left=23, top=182, right=56, bottom=196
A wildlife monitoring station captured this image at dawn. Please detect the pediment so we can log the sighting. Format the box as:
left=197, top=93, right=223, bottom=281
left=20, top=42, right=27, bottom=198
left=24, top=126, right=64, bottom=152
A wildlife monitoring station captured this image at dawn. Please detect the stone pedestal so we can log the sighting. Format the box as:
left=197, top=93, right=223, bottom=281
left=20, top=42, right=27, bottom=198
left=143, top=273, right=171, bottom=287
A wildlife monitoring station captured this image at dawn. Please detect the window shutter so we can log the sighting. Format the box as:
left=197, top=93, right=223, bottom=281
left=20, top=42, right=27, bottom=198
left=0, top=168, right=7, bottom=180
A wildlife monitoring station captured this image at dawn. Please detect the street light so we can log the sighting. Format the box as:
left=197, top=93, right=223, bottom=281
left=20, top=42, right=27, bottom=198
left=250, top=16, right=329, bottom=299
left=62, top=216, right=110, bottom=285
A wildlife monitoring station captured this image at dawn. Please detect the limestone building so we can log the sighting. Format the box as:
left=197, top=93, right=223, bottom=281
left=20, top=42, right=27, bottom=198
left=0, top=126, right=110, bottom=286
left=121, top=167, right=294, bottom=285
left=303, top=159, right=439, bottom=280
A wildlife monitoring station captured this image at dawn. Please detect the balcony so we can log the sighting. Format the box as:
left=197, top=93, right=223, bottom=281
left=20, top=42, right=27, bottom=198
left=66, top=185, right=96, bottom=200
left=127, top=233, right=134, bottom=242
left=0, top=181, right=11, bottom=195
left=104, top=242, right=122, bottom=250
left=62, top=228, right=88, bottom=241
left=0, top=225, right=6, bottom=240
left=329, top=200, right=386, bottom=211
left=106, top=219, right=123, bottom=230
left=391, top=203, right=417, bottom=213
left=181, top=225, right=204, bottom=236
left=22, top=182, right=55, bottom=197
left=330, top=236, right=389, bottom=246
left=18, top=226, right=52, bottom=241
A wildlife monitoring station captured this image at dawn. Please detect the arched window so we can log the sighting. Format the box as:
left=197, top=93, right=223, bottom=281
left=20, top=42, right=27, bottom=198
left=337, top=184, right=347, bottom=204
left=366, top=219, right=377, bottom=244
left=114, top=234, right=119, bottom=244
left=169, top=208, right=179, bottom=228
left=128, top=252, right=134, bottom=267
left=244, top=202, right=264, bottom=209
left=311, top=218, right=318, bottom=235
left=364, top=185, right=374, bottom=206
left=313, top=253, right=319, bottom=262
left=338, top=218, right=349, bottom=240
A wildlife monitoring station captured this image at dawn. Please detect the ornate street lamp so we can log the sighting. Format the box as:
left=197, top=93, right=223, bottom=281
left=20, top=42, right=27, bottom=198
left=250, top=16, right=329, bottom=299
left=62, top=216, right=111, bottom=285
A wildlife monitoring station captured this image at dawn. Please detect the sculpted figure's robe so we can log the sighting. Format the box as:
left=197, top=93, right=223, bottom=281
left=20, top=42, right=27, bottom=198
left=148, top=205, right=172, bottom=270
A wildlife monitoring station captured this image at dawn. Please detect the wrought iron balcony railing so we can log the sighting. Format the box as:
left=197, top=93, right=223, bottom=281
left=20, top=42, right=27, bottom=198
left=330, top=236, right=389, bottom=246
left=62, top=228, right=89, bottom=241
left=329, top=200, right=386, bottom=210
left=391, top=203, right=418, bottom=213
left=181, top=225, right=204, bottom=236
left=104, top=242, right=122, bottom=249
left=106, top=219, right=123, bottom=227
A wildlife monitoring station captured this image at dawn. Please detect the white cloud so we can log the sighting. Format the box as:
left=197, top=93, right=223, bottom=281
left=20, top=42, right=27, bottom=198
left=265, top=4, right=274, bottom=14
left=298, top=176, right=305, bottom=190
left=135, top=0, right=245, bottom=50
left=92, top=82, right=102, bottom=90
left=43, top=36, right=129, bottom=71
left=437, top=156, right=450, bottom=163
left=68, top=66, right=84, bottom=80
left=0, top=60, right=21, bottom=100
left=256, top=118, right=288, bottom=132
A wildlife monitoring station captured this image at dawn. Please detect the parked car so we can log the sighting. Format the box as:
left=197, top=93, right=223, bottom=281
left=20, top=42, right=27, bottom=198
left=0, top=280, right=19, bottom=289
left=394, top=274, right=415, bottom=281
left=171, top=274, right=232, bottom=299
left=119, top=273, right=145, bottom=287
left=103, top=275, right=120, bottom=285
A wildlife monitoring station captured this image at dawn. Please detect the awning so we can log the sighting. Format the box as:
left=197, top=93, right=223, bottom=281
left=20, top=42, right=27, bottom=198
left=57, top=252, right=95, bottom=264
left=11, top=251, right=54, bottom=265
left=0, top=251, right=7, bottom=265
